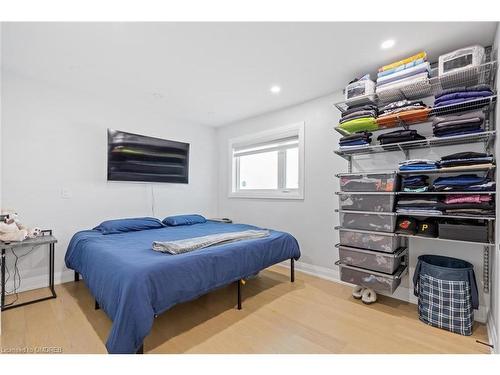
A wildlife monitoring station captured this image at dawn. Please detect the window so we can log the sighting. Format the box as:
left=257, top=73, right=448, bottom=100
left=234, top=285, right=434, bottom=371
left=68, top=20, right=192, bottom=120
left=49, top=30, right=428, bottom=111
left=229, top=122, right=304, bottom=199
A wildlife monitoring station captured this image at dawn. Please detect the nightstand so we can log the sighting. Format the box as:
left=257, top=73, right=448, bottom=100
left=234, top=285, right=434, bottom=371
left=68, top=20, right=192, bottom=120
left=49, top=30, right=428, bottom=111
left=1, top=230, right=57, bottom=311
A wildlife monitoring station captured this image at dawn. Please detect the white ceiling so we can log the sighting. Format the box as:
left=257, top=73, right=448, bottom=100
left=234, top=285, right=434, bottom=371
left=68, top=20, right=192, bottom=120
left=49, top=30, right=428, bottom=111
left=2, top=22, right=498, bottom=127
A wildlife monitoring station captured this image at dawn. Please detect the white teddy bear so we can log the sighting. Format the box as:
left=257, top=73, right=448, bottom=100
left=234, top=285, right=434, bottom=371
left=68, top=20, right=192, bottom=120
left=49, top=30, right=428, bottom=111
left=0, top=211, right=42, bottom=242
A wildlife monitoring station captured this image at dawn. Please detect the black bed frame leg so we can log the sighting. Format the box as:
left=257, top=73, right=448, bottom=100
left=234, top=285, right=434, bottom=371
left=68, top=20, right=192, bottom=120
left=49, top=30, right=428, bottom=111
left=136, top=344, right=144, bottom=354
left=95, top=299, right=100, bottom=310
left=237, top=280, right=242, bottom=310
left=74, top=271, right=80, bottom=282
left=291, top=258, right=295, bottom=283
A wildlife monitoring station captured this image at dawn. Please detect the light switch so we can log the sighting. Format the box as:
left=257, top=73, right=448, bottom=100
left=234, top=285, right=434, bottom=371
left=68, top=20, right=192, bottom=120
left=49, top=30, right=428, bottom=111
left=61, top=188, right=72, bottom=199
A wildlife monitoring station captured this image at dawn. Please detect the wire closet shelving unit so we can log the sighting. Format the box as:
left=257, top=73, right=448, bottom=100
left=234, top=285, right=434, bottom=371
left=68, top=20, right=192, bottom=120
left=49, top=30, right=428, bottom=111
left=333, top=50, right=498, bottom=295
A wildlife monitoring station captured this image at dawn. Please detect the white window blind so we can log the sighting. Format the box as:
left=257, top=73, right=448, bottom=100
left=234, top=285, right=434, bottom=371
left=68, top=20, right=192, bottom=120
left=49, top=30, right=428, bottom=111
left=229, top=122, right=304, bottom=199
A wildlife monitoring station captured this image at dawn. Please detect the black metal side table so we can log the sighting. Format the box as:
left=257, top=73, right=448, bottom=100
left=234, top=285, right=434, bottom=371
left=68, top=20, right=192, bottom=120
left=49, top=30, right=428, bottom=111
left=1, top=230, right=57, bottom=311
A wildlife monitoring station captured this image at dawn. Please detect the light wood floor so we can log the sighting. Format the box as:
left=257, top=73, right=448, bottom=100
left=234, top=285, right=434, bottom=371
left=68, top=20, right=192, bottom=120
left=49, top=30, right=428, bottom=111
left=0, top=266, right=490, bottom=354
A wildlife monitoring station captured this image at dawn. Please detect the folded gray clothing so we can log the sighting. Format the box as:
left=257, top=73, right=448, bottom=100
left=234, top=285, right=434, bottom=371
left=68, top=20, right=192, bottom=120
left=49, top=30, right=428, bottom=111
left=339, top=131, right=372, bottom=142
left=340, top=115, right=376, bottom=125
left=340, top=110, right=377, bottom=122
left=152, top=230, right=270, bottom=255
left=343, top=105, right=378, bottom=117
left=432, top=110, right=484, bottom=127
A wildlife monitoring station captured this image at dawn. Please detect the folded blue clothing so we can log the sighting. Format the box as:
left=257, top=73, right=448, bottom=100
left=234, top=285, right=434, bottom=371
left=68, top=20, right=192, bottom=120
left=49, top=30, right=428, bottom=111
left=434, top=128, right=484, bottom=138
left=402, top=175, right=429, bottom=184
left=433, top=174, right=487, bottom=186
left=339, top=139, right=369, bottom=146
left=434, top=96, right=491, bottom=108
left=399, top=165, right=438, bottom=171
left=434, top=90, right=493, bottom=105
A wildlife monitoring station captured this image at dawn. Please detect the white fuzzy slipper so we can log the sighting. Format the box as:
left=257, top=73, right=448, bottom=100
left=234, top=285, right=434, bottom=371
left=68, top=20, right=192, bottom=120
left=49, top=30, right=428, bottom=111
left=352, top=285, right=365, bottom=299
left=361, top=288, right=377, bottom=304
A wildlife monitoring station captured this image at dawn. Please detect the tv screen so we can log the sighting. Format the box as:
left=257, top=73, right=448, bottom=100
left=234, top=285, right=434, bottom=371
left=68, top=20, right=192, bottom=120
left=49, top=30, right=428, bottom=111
left=107, top=129, right=189, bottom=183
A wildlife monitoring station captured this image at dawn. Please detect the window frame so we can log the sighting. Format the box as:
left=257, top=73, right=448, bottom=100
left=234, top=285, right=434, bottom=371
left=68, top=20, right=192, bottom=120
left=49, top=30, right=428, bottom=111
left=228, top=122, right=305, bottom=200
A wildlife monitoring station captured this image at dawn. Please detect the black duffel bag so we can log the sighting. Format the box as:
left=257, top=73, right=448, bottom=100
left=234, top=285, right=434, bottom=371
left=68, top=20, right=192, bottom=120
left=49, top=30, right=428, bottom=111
left=413, top=254, right=479, bottom=336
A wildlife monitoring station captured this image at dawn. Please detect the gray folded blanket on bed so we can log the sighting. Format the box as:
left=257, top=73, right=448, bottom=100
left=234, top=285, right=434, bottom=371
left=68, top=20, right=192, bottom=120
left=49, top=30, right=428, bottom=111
left=152, top=229, right=270, bottom=255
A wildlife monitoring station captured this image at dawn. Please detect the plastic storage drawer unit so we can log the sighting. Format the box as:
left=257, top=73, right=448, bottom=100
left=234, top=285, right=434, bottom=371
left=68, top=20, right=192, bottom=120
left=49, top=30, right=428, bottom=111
left=338, top=245, right=407, bottom=274
left=339, top=211, right=397, bottom=233
left=338, top=192, right=395, bottom=212
left=438, top=222, right=489, bottom=243
left=339, top=172, right=399, bottom=192
left=339, top=228, right=401, bottom=253
left=339, top=264, right=406, bottom=294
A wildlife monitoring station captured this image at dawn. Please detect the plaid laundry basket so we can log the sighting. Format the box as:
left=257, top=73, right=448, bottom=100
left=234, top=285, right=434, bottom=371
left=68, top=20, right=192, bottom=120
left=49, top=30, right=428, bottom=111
left=413, top=255, right=479, bottom=336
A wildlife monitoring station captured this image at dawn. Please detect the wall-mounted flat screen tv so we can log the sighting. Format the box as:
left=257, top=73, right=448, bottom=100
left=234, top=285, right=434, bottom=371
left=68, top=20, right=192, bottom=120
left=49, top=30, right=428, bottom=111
left=107, top=129, right=189, bottom=183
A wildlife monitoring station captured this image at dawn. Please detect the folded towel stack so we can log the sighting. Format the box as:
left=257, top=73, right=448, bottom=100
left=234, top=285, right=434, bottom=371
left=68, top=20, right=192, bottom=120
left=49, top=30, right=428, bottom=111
left=339, top=131, right=372, bottom=149
left=401, top=175, right=430, bottom=192
left=377, top=129, right=426, bottom=145
left=338, top=104, right=379, bottom=133
left=438, top=151, right=494, bottom=170
left=376, top=99, right=430, bottom=127
left=399, top=159, right=439, bottom=171
left=376, top=52, right=430, bottom=94
left=433, top=174, right=495, bottom=192
left=432, top=110, right=485, bottom=138
left=434, top=85, right=494, bottom=107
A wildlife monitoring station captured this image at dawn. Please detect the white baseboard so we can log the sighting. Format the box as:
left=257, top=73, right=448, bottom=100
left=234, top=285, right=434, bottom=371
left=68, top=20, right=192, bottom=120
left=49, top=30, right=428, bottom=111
left=5, top=270, right=74, bottom=294
left=279, top=260, right=488, bottom=323
left=487, top=311, right=498, bottom=353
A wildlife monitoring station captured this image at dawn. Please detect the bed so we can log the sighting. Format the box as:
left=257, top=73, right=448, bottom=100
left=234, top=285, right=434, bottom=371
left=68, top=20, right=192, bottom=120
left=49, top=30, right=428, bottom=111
left=65, top=219, right=300, bottom=354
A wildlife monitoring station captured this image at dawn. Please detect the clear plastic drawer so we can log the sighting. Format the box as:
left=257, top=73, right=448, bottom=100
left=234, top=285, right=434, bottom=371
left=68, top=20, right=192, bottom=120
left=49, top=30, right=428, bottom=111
left=338, top=192, right=395, bottom=212
left=338, top=172, right=399, bottom=192
left=338, top=245, right=407, bottom=274
left=338, top=228, right=401, bottom=253
left=339, top=264, right=407, bottom=294
left=339, top=211, right=397, bottom=233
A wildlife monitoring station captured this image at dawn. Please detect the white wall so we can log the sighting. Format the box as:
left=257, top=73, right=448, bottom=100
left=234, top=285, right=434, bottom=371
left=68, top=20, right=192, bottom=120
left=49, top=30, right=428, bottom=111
left=216, top=91, right=492, bottom=322
left=0, top=70, right=218, bottom=291
left=216, top=92, right=346, bottom=277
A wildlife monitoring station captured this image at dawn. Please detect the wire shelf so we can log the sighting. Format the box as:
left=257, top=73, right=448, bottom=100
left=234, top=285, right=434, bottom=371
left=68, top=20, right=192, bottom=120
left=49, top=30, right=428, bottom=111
left=336, top=208, right=495, bottom=221
left=336, top=165, right=496, bottom=177
left=334, top=95, right=497, bottom=136
left=334, top=226, right=494, bottom=246
left=335, top=191, right=496, bottom=195
left=334, top=61, right=497, bottom=112
left=334, top=131, right=496, bottom=159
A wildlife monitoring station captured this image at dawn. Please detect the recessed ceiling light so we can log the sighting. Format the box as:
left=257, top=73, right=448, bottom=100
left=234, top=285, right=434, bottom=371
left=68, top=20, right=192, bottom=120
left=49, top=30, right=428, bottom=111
left=270, top=85, right=281, bottom=94
left=381, top=39, right=396, bottom=50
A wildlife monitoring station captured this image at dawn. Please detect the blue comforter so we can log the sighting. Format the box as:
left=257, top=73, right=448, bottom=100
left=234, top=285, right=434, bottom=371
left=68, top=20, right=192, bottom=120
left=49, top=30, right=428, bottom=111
left=65, top=221, right=300, bottom=353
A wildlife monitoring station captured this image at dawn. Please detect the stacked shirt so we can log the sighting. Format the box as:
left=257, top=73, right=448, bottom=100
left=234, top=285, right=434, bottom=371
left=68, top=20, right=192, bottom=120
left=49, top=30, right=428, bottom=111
left=438, top=152, right=494, bottom=171
left=432, top=174, right=495, bottom=192
left=442, top=194, right=494, bottom=217
left=338, top=104, right=379, bottom=133
left=434, top=85, right=494, bottom=107
left=339, top=131, right=372, bottom=149
left=396, top=196, right=442, bottom=216
left=432, top=110, right=485, bottom=138
left=376, top=52, right=430, bottom=94
left=376, top=100, right=430, bottom=127
left=377, top=129, right=425, bottom=145
left=399, top=159, right=439, bottom=171
left=401, top=175, right=429, bottom=192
